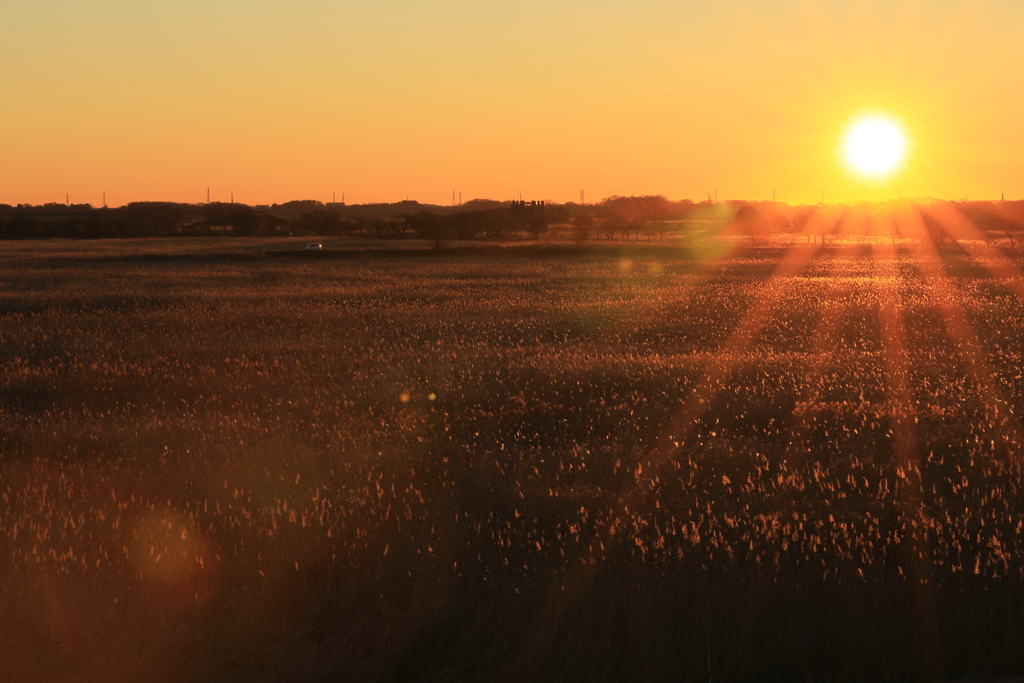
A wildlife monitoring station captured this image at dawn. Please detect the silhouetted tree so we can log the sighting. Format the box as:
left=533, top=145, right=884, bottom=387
left=404, top=211, right=452, bottom=250
left=205, top=203, right=259, bottom=236
left=386, top=217, right=410, bottom=239
left=1004, top=217, right=1022, bottom=248
left=545, top=204, right=570, bottom=224
left=451, top=212, right=482, bottom=241
left=124, top=203, right=187, bottom=236
left=261, top=214, right=291, bottom=235
left=963, top=201, right=1024, bottom=247
left=527, top=215, right=548, bottom=240
left=296, top=207, right=342, bottom=235
left=622, top=219, right=643, bottom=242
left=638, top=195, right=670, bottom=221
left=482, top=209, right=515, bottom=241
left=572, top=214, right=594, bottom=242
left=920, top=212, right=950, bottom=248
left=599, top=215, right=622, bottom=241
left=736, top=205, right=769, bottom=246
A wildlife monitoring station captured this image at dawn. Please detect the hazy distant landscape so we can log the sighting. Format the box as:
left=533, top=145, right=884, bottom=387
left=3, top=196, right=1022, bottom=250
left=4, top=207, right=1024, bottom=681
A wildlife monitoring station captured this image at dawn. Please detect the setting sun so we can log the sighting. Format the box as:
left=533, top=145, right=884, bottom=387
left=843, top=115, right=907, bottom=179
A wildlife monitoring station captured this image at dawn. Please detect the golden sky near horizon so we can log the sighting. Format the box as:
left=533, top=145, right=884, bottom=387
left=2, top=0, right=1023, bottom=207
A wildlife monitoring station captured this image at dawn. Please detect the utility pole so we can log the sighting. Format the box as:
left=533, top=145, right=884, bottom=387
left=102, top=192, right=106, bottom=208
left=66, top=193, right=69, bottom=205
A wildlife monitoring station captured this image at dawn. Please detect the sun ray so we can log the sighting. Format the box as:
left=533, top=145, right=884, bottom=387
left=785, top=214, right=870, bottom=468
left=607, top=238, right=749, bottom=348
left=649, top=210, right=837, bottom=466
left=895, top=205, right=1024, bottom=465
left=919, top=202, right=1024, bottom=302
left=869, top=218, right=942, bottom=680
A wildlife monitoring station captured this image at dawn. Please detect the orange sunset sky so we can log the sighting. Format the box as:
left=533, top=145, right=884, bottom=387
left=2, top=0, right=1023, bottom=207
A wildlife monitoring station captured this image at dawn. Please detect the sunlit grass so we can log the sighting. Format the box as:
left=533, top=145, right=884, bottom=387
left=3, top=222, right=1024, bottom=680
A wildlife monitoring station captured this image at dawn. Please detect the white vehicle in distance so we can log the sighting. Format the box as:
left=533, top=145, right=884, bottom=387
left=305, top=243, right=323, bottom=251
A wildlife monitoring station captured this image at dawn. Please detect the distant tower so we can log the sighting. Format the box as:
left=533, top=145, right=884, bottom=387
left=230, top=193, right=233, bottom=204
left=103, top=191, right=106, bottom=208
left=581, top=189, right=585, bottom=205
left=459, top=192, right=462, bottom=206
left=342, top=192, right=345, bottom=204
left=333, top=192, right=336, bottom=203
left=207, top=187, right=210, bottom=203
left=66, top=193, right=69, bottom=205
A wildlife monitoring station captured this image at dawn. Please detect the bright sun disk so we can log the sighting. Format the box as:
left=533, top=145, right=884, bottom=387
left=843, top=116, right=906, bottom=178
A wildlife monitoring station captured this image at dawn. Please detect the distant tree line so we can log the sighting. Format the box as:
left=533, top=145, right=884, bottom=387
left=0, top=199, right=546, bottom=242
left=2, top=198, right=1021, bottom=246
left=0, top=202, right=261, bottom=240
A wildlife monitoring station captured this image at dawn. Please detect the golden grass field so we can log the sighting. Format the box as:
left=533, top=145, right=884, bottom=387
left=3, top=233, right=1024, bottom=682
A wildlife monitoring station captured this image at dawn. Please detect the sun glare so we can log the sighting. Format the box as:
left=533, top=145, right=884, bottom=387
left=843, top=115, right=906, bottom=178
